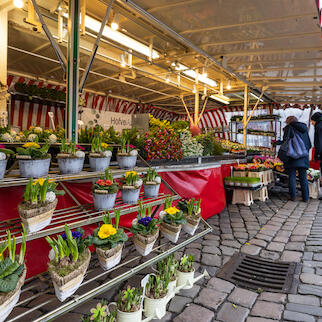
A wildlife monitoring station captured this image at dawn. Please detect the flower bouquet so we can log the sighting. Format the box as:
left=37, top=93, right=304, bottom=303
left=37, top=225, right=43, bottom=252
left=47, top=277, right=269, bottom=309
left=143, top=168, right=161, bottom=198
left=18, top=177, right=65, bottom=233
left=57, top=139, right=85, bottom=174
left=87, top=210, right=128, bottom=270
left=159, top=198, right=186, bottom=243
left=121, top=171, right=142, bottom=204
left=16, top=142, right=51, bottom=178
left=0, top=146, right=14, bottom=179
left=89, top=137, right=113, bottom=172
left=178, top=198, right=201, bottom=236
left=176, top=254, right=195, bottom=290
left=0, top=225, right=27, bottom=322
left=131, top=201, right=159, bottom=256
left=46, top=225, right=91, bottom=301
left=92, top=169, right=119, bottom=211
left=117, top=132, right=137, bottom=169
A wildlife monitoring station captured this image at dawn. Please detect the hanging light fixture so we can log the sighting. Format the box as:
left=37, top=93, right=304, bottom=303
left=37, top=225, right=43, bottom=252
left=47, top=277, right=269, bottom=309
left=210, top=94, right=230, bottom=105
left=13, top=0, right=24, bottom=8
left=120, top=53, right=126, bottom=67
left=226, top=80, right=231, bottom=90
left=111, top=13, right=120, bottom=31
left=202, top=67, right=207, bottom=78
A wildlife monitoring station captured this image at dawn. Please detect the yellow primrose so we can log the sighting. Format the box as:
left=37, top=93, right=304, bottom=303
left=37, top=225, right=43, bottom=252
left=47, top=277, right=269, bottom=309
left=33, top=178, right=45, bottom=186
left=101, top=143, right=108, bottom=149
left=23, top=142, right=40, bottom=149
left=164, top=207, right=180, bottom=216
left=125, top=171, right=137, bottom=178
left=29, top=126, right=34, bottom=130
left=98, top=224, right=117, bottom=239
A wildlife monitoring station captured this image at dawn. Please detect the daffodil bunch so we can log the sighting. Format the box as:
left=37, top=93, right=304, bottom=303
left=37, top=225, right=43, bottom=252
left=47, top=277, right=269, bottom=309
left=123, top=171, right=142, bottom=187
left=145, top=274, right=168, bottom=299
left=87, top=209, right=128, bottom=249
left=143, top=168, right=161, bottom=184
left=156, top=254, right=178, bottom=283
left=91, top=136, right=112, bottom=153
left=117, top=286, right=142, bottom=313
left=178, top=198, right=201, bottom=217
left=16, top=141, right=49, bottom=159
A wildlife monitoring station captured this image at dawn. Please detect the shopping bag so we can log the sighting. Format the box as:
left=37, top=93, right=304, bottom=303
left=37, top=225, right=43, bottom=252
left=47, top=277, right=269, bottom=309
left=287, top=131, right=308, bottom=159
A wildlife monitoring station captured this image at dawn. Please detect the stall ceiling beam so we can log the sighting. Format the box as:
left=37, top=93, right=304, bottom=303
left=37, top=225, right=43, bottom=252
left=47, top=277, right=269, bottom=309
left=180, top=12, right=315, bottom=34
left=229, top=57, right=322, bottom=66
left=238, top=66, right=322, bottom=73
left=147, top=0, right=203, bottom=13
left=254, top=82, right=322, bottom=87
left=250, top=75, right=322, bottom=80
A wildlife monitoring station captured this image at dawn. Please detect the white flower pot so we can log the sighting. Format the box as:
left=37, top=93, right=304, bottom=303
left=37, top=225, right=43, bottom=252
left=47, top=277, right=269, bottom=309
left=96, top=243, right=123, bottom=270
left=93, top=191, right=117, bottom=211
left=167, top=279, right=177, bottom=299
left=89, top=156, right=111, bottom=172
left=122, top=187, right=140, bottom=204
left=107, top=303, right=142, bottom=322
left=0, top=159, right=7, bottom=179
left=117, top=155, right=137, bottom=169
left=18, top=158, right=51, bottom=178
left=144, top=293, right=170, bottom=319
left=159, top=212, right=182, bottom=243
left=176, top=269, right=195, bottom=290
left=143, top=183, right=160, bottom=198
left=58, top=157, right=84, bottom=174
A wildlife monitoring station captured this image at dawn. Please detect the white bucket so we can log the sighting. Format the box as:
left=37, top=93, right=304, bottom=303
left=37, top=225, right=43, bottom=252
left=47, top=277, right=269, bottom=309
left=176, top=269, right=195, bottom=290
left=144, top=293, right=170, bottom=319
left=107, top=303, right=142, bottom=322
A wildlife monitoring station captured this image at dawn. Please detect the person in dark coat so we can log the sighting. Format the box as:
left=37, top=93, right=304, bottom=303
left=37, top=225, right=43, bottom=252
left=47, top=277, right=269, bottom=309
left=311, top=112, right=322, bottom=199
left=281, top=116, right=311, bottom=202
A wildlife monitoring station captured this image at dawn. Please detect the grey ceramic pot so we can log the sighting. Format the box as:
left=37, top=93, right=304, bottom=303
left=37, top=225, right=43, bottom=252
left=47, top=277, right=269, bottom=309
left=117, top=155, right=137, bottom=169
left=19, top=158, right=51, bottom=178
left=143, top=184, right=160, bottom=198
left=58, top=157, right=84, bottom=174
left=0, top=159, right=7, bottom=179
left=89, top=157, right=111, bottom=172
left=93, top=192, right=117, bottom=211
left=122, top=188, right=140, bottom=204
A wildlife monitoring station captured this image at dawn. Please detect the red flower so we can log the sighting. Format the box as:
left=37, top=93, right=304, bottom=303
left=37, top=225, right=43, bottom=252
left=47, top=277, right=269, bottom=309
left=105, top=180, right=113, bottom=186
left=96, top=179, right=106, bottom=186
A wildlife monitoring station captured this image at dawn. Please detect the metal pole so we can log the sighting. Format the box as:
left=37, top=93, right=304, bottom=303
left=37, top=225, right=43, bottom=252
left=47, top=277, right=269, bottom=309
left=243, top=84, right=248, bottom=146
left=79, top=0, right=115, bottom=92
left=66, top=0, right=80, bottom=142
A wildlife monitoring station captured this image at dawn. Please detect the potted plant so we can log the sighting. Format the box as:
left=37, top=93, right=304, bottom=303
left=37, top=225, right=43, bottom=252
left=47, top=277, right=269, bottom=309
left=89, top=137, right=113, bottom=172
left=159, top=198, right=186, bottom=243
left=18, top=177, right=65, bottom=233
left=92, top=169, right=119, bottom=211
left=82, top=300, right=116, bottom=322
left=131, top=201, right=159, bottom=256
left=0, top=146, right=14, bottom=179
left=46, top=225, right=91, bottom=301
left=178, top=198, right=202, bottom=236
left=143, top=168, right=161, bottom=198
left=87, top=210, right=128, bottom=270
left=57, top=139, right=85, bottom=174
left=247, top=177, right=261, bottom=188
left=144, top=274, right=171, bottom=319
left=176, top=254, right=195, bottom=290
left=0, top=225, right=27, bottom=322
left=16, top=142, right=51, bottom=178
left=117, top=132, right=138, bottom=169
left=121, top=171, right=142, bottom=204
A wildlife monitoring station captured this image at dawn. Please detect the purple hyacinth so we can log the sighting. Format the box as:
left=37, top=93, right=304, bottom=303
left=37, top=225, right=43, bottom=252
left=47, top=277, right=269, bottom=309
left=61, top=231, right=83, bottom=240
left=138, top=217, right=152, bottom=226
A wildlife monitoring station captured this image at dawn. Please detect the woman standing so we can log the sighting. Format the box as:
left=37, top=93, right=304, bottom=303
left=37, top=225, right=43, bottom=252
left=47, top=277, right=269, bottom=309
left=281, top=116, right=311, bottom=202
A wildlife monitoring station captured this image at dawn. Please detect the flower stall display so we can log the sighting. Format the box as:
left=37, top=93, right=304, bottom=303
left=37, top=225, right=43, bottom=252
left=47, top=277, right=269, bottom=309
left=89, top=137, right=113, bottom=172
left=179, top=129, right=203, bottom=157
left=117, top=132, right=138, bottom=169
left=176, top=254, right=195, bottom=290
left=0, top=225, right=27, bottom=322
left=46, top=225, right=91, bottom=301
left=18, top=177, right=65, bottom=233
left=92, top=169, right=119, bottom=211
left=16, top=142, right=51, bottom=178
left=233, top=164, right=247, bottom=177
left=224, top=177, right=261, bottom=188
left=120, top=171, right=142, bottom=204
left=57, top=139, right=85, bottom=174
left=131, top=201, right=159, bottom=256
left=0, top=146, right=14, bottom=179
left=143, top=168, right=161, bottom=198
left=87, top=210, right=128, bottom=270
left=159, top=198, right=186, bottom=243
left=307, top=168, right=321, bottom=182
left=178, top=198, right=201, bottom=236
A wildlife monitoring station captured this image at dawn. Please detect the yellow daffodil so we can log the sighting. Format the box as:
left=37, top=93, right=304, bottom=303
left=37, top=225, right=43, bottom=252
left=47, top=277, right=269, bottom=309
left=101, top=143, right=108, bottom=149
left=33, top=178, right=45, bottom=186
left=164, top=207, right=180, bottom=216
left=29, top=126, right=34, bottom=130
left=98, top=224, right=117, bottom=239
left=125, top=171, right=137, bottom=178
left=23, top=142, right=40, bottom=149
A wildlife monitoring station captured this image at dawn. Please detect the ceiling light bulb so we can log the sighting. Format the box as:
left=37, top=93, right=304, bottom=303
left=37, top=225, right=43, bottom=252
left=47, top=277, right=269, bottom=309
left=111, top=13, right=120, bottom=31
left=120, top=54, right=126, bottom=67
left=13, top=0, right=24, bottom=8
left=226, top=81, right=231, bottom=90
left=203, top=87, right=207, bottom=95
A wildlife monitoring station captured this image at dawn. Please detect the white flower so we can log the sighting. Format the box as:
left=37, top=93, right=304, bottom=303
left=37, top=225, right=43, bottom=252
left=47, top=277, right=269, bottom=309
left=155, top=176, right=161, bottom=184
left=27, top=134, right=37, bottom=142
left=135, top=178, right=143, bottom=188
left=10, top=129, right=17, bottom=136
left=103, top=150, right=112, bottom=157
left=1, top=133, right=13, bottom=142
left=45, top=191, right=56, bottom=203
left=75, top=150, right=85, bottom=158
left=14, top=135, right=21, bottom=142
left=48, top=134, right=57, bottom=144
left=34, top=127, right=43, bottom=134
left=0, top=152, right=6, bottom=161
left=129, top=149, right=138, bottom=156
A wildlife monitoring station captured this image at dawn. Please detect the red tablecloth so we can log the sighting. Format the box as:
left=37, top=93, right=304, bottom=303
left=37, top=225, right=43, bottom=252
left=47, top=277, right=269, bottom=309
left=0, top=164, right=229, bottom=277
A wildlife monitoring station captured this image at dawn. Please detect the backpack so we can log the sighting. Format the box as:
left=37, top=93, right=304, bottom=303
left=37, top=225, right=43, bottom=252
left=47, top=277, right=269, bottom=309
left=287, top=129, right=309, bottom=159
left=278, top=129, right=290, bottom=163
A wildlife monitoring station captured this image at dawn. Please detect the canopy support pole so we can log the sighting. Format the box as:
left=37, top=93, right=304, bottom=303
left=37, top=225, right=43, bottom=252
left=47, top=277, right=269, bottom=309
left=79, top=0, right=115, bottom=92
left=197, top=96, right=208, bottom=124
left=180, top=96, right=193, bottom=124
left=246, top=89, right=265, bottom=124
left=66, top=0, right=80, bottom=142
left=194, top=91, right=199, bottom=126
left=243, top=85, right=248, bottom=146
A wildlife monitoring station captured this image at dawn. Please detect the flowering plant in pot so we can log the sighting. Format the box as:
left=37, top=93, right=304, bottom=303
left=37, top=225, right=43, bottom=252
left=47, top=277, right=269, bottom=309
left=16, top=142, right=51, bottom=178
left=0, top=225, right=27, bottom=322
left=87, top=210, right=128, bottom=270
left=46, top=225, right=91, bottom=301
left=131, top=201, right=159, bottom=256
left=82, top=300, right=116, bottom=322
left=89, top=137, right=113, bottom=172
left=176, top=254, right=195, bottom=290
left=57, top=139, right=85, bottom=174
left=117, top=132, right=138, bottom=169
left=178, top=198, right=201, bottom=236
left=143, top=168, right=161, bottom=198
left=121, top=171, right=142, bottom=204
left=0, top=146, right=14, bottom=179
left=159, top=198, right=186, bottom=243
left=18, top=177, right=65, bottom=233
left=92, top=169, right=119, bottom=211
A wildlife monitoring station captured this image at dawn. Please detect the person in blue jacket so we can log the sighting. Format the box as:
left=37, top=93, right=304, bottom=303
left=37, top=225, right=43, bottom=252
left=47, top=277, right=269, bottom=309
left=280, top=116, right=312, bottom=202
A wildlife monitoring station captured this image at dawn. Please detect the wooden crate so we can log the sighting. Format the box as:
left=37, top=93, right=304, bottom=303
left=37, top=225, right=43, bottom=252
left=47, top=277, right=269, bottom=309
left=253, top=186, right=269, bottom=202
left=233, top=171, right=247, bottom=177
left=232, top=189, right=254, bottom=206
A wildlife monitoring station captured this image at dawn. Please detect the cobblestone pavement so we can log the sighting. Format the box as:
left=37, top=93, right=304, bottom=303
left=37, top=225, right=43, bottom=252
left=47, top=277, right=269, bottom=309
left=12, top=191, right=322, bottom=322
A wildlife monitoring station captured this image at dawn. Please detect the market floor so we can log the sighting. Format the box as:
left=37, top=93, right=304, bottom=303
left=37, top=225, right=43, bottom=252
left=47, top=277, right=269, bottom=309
left=40, top=190, right=322, bottom=321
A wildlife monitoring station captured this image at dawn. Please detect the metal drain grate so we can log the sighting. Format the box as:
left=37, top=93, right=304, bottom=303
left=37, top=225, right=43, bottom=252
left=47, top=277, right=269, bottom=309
left=216, top=253, right=301, bottom=293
